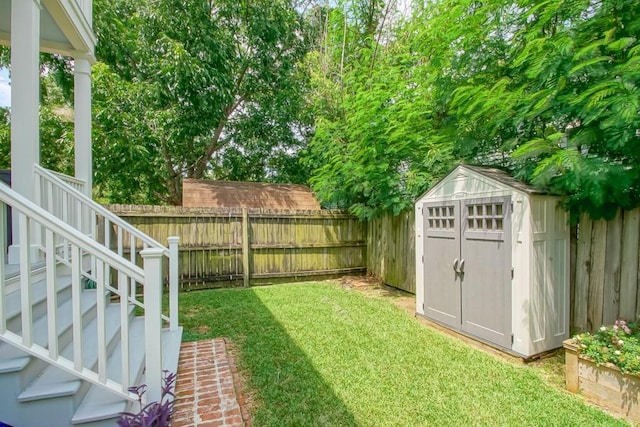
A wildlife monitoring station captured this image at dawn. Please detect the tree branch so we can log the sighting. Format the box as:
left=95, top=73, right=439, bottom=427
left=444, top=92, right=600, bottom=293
left=192, top=94, right=246, bottom=178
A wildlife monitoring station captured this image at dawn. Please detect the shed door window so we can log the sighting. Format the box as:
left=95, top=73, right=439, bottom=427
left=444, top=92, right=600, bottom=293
left=466, top=202, right=504, bottom=231
left=427, top=205, right=455, bottom=230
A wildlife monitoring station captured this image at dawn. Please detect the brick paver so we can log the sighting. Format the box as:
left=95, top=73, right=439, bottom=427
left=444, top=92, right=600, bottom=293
left=173, top=338, right=250, bottom=427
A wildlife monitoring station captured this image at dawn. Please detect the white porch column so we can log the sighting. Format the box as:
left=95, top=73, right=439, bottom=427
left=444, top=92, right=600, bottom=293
left=74, top=58, right=92, bottom=199
left=9, top=0, right=41, bottom=263
left=10, top=0, right=40, bottom=200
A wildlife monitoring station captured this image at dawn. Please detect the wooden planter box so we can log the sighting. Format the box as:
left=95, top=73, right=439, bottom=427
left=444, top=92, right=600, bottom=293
left=564, top=339, right=640, bottom=422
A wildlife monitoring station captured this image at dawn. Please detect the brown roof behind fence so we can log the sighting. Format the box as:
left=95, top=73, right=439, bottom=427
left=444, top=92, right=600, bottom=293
left=182, top=179, right=321, bottom=210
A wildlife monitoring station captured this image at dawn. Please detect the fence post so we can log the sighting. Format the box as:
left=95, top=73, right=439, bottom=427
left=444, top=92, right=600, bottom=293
left=141, top=247, right=164, bottom=403
left=167, top=236, right=180, bottom=331
left=242, top=209, right=250, bottom=287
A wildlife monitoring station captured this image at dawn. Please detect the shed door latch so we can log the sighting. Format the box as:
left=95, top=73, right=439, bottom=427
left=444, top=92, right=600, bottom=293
left=511, top=267, right=514, bottom=280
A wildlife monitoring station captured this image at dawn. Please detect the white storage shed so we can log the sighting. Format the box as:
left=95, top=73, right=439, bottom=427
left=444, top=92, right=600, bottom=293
left=415, top=165, right=570, bottom=358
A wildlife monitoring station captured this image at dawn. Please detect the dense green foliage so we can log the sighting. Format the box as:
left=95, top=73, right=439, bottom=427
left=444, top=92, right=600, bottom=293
left=92, top=0, right=314, bottom=204
left=305, top=0, right=640, bottom=220
left=304, top=2, right=456, bottom=218
left=0, top=68, right=75, bottom=176
left=179, top=283, right=624, bottom=425
left=446, top=0, right=640, bottom=219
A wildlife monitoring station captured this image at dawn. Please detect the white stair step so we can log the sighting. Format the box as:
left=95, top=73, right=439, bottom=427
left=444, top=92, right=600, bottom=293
left=71, top=318, right=146, bottom=424
left=161, top=327, right=183, bottom=387
left=0, top=286, right=95, bottom=375
left=4, top=272, right=72, bottom=321
left=4, top=261, right=47, bottom=294
left=0, top=354, right=30, bottom=375
left=17, top=302, right=132, bottom=402
left=71, top=325, right=183, bottom=425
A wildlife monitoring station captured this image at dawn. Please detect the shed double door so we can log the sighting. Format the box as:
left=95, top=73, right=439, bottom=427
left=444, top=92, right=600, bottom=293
left=423, top=197, right=512, bottom=349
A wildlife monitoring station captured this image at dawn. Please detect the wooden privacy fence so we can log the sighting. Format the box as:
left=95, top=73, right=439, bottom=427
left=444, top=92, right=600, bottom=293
left=104, top=205, right=366, bottom=289
left=573, top=209, right=640, bottom=333
left=366, top=211, right=415, bottom=293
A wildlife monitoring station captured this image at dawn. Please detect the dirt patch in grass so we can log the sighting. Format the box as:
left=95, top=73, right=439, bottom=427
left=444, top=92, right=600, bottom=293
left=334, top=275, right=416, bottom=314
left=183, top=306, right=201, bottom=319
left=194, top=324, right=210, bottom=335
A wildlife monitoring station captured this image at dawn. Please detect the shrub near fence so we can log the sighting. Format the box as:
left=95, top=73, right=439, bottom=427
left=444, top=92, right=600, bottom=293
left=104, top=205, right=367, bottom=289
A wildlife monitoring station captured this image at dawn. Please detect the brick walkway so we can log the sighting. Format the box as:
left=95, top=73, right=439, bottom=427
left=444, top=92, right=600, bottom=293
left=173, top=338, right=250, bottom=427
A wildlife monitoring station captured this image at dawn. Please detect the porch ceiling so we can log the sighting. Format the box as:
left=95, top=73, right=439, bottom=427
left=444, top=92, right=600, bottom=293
left=0, top=0, right=95, bottom=58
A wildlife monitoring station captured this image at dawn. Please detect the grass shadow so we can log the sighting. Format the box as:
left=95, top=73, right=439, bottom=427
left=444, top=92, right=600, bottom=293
left=179, top=285, right=357, bottom=426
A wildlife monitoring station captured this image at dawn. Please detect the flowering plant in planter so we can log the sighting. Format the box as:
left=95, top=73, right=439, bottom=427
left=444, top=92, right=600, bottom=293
left=573, top=319, right=640, bottom=374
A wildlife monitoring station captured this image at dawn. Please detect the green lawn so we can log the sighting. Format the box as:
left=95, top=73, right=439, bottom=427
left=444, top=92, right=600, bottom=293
left=179, top=282, right=626, bottom=426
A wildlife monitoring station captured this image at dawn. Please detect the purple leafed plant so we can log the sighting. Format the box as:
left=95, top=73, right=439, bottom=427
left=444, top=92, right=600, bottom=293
left=118, top=370, right=177, bottom=427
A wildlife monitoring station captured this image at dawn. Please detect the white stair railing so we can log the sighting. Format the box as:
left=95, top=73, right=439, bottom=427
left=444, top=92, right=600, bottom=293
left=48, top=169, right=86, bottom=194
left=33, top=164, right=179, bottom=331
left=0, top=182, right=165, bottom=401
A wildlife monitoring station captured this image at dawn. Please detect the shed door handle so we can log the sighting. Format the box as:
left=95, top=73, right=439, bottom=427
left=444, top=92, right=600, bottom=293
left=453, top=258, right=459, bottom=273
left=459, top=259, right=465, bottom=273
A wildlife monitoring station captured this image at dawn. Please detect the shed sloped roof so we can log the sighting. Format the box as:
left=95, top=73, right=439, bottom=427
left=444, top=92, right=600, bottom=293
left=182, top=179, right=321, bottom=210
left=417, top=164, right=548, bottom=202
left=462, top=165, right=547, bottom=195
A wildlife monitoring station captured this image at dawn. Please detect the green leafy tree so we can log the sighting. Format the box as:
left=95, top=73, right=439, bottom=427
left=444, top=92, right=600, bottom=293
left=92, top=0, right=314, bottom=204
left=307, top=0, right=640, bottom=220
left=0, top=60, right=75, bottom=176
left=510, top=0, right=640, bottom=218
left=303, top=1, right=455, bottom=218
left=438, top=0, right=640, bottom=218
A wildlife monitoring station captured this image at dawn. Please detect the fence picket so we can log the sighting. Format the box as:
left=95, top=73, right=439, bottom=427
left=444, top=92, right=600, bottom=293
left=603, top=210, right=622, bottom=324
left=621, top=210, right=640, bottom=321
left=587, top=220, right=607, bottom=331
left=574, top=214, right=592, bottom=332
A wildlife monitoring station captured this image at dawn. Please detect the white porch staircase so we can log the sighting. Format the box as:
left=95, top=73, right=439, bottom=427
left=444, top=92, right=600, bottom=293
left=0, top=167, right=182, bottom=427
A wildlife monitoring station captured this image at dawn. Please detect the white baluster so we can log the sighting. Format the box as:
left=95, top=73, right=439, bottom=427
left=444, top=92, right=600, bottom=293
left=168, top=236, right=179, bottom=331
left=71, top=245, right=83, bottom=371
left=104, top=219, right=111, bottom=287
left=61, top=188, right=69, bottom=261
left=117, top=227, right=123, bottom=257
left=62, top=191, right=69, bottom=226
left=96, top=259, right=107, bottom=383
left=119, top=269, right=130, bottom=390
left=0, top=202, right=5, bottom=334
left=76, top=197, right=82, bottom=231
left=19, top=213, right=32, bottom=347
left=46, top=229, right=58, bottom=359
left=130, top=234, right=136, bottom=265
